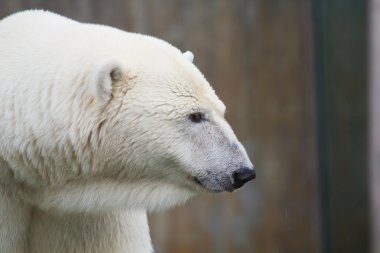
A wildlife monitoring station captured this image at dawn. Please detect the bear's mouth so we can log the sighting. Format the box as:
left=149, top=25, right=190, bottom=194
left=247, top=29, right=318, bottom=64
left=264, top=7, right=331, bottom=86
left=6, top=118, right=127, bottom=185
left=188, top=175, right=208, bottom=191
left=189, top=175, right=206, bottom=190
left=192, top=176, right=203, bottom=186
left=190, top=176, right=224, bottom=193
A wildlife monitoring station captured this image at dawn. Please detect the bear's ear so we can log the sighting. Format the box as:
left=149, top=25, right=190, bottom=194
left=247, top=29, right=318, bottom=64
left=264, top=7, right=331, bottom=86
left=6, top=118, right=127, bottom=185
left=90, top=61, right=124, bottom=102
left=183, top=51, right=194, bottom=63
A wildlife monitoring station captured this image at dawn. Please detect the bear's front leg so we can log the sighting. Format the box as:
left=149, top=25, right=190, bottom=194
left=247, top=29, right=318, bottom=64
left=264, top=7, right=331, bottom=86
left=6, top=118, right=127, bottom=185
left=0, top=182, right=31, bottom=253
left=0, top=157, right=32, bottom=253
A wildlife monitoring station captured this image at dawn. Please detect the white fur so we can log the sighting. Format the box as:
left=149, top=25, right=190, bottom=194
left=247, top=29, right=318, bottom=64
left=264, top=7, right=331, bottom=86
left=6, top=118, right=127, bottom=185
left=183, top=51, right=194, bottom=62
left=0, top=10, right=253, bottom=253
left=90, top=61, right=124, bottom=102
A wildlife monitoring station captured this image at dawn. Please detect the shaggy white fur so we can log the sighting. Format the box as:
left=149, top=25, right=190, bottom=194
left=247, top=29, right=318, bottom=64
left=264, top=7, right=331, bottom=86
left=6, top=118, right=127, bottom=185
left=0, top=10, right=253, bottom=253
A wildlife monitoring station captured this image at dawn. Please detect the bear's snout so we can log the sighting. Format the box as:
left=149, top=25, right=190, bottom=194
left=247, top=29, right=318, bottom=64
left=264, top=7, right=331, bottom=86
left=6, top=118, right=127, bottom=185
left=194, top=164, right=256, bottom=193
left=231, top=166, right=256, bottom=190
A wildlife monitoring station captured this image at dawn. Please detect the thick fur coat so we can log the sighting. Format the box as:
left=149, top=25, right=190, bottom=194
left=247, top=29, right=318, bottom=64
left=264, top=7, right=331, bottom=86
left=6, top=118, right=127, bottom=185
left=0, top=10, right=254, bottom=253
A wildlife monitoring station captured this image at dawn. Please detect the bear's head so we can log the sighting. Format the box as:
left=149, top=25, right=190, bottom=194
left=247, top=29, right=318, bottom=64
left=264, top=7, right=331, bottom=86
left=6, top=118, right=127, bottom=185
left=78, top=40, right=256, bottom=210
left=25, top=36, right=255, bottom=213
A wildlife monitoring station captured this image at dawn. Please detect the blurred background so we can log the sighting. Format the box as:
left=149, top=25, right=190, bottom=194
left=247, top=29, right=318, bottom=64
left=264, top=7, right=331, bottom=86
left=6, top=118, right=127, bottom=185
left=0, top=1, right=376, bottom=253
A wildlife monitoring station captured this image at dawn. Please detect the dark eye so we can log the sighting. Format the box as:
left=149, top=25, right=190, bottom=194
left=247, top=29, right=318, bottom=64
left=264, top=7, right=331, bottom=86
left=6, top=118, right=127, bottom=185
left=189, top=112, right=204, bottom=123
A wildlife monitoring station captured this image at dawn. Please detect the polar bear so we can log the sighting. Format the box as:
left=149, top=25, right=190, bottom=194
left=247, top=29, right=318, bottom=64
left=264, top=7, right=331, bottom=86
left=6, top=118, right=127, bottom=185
left=0, top=10, right=255, bottom=253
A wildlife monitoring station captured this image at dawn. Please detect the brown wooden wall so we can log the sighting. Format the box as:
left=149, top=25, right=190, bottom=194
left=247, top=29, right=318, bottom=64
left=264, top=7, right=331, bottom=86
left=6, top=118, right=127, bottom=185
left=0, top=1, right=321, bottom=253
left=370, top=0, right=380, bottom=252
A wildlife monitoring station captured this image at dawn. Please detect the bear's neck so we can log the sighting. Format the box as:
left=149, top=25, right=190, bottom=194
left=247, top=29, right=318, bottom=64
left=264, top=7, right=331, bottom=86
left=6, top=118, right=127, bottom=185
left=0, top=184, right=153, bottom=253
left=28, top=209, right=153, bottom=253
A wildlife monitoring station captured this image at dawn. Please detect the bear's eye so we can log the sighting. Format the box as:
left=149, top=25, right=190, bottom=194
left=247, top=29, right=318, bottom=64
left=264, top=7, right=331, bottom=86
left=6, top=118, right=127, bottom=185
left=189, top=112, right=204, bottom=123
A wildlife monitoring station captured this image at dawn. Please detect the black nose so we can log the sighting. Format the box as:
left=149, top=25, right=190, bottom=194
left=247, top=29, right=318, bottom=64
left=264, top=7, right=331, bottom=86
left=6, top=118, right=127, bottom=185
left=232, top=167, right=256, bottom=189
